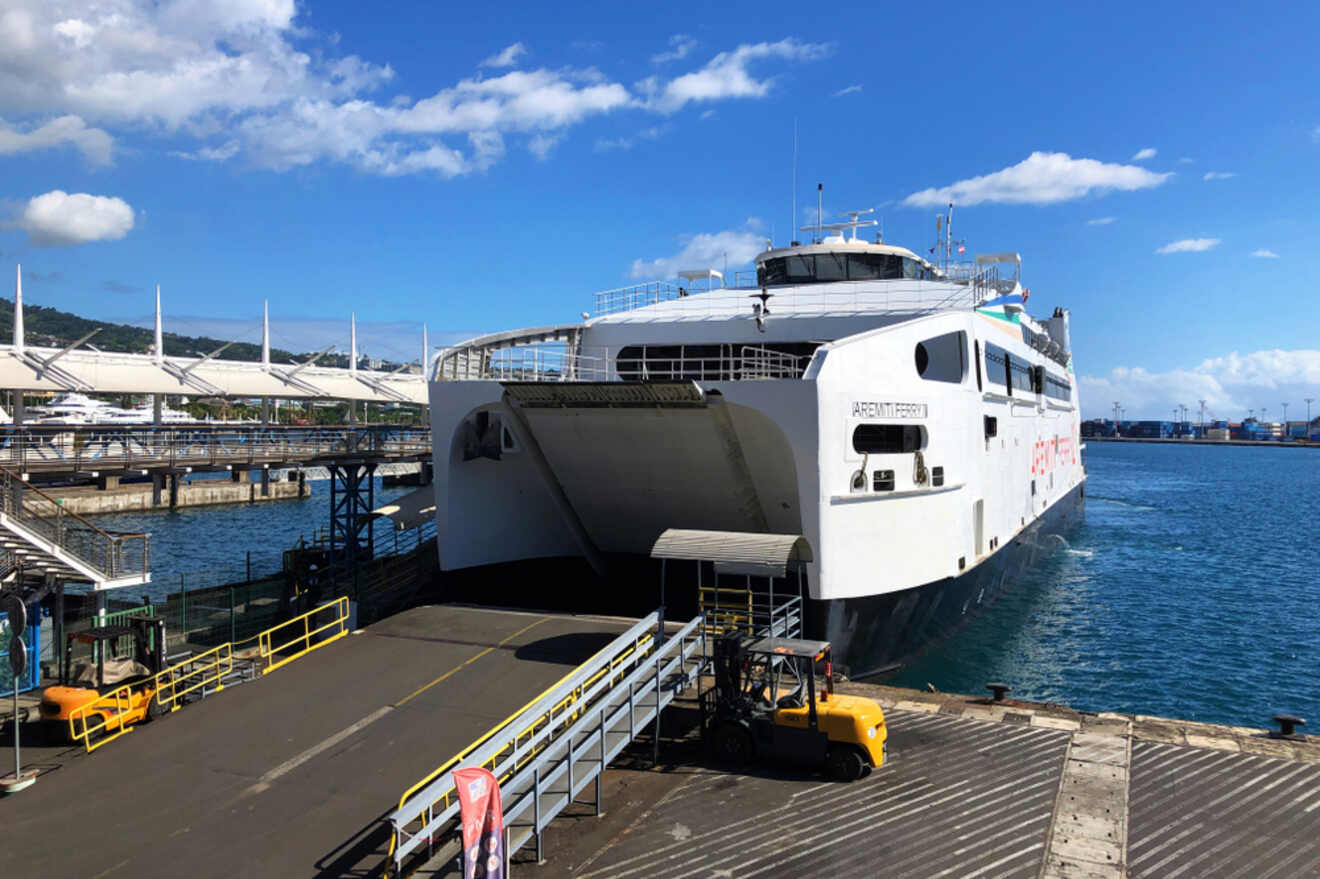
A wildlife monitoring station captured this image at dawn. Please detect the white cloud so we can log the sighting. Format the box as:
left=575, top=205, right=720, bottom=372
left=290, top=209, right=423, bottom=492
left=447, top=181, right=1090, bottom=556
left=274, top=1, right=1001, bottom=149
left=593, top=125, right=664, bottom=152
left=652, top=35, right=697, bottom=64
left=1155, top=237, right=1219, bottom=254
left=1131, top=147, right=1157, bottom=161
left=0, top=8, right=822, bottom=178
left=480, top=43, right=526, bottom=69
left=20, top=190, right=134, bottom=246
left=170, top=141, right=239, bottom=161
left=0, top=114, right=113, bottom=165
left=832, top=84, right=862, bottom=97
left=527, top=132, right=560, bottom=160
left=1251, top=249, right=1279, bottom=258
left=630, top=226, right=767, bottom=280
left=903, top=152, right=1172, bottom=207
left=1202, top=171, right=1236, bottom=180
left=1087, top=216, right=1116, bottom=226
left=1080, top=349, right=1320, bottom=420
left=1312, top=125, right=1320, bottom=141
left=639, top=39, right=830, bottom=114
left=1177, top=157, right=1195, bottom=164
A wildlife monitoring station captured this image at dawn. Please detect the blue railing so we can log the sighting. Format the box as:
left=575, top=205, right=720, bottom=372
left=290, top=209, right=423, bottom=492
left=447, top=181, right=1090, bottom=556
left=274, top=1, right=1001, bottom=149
left=0, top=612, right=41, bottom=698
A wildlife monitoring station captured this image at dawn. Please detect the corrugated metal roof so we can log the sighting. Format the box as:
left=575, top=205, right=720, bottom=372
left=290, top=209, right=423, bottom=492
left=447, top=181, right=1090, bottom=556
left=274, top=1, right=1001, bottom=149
left=649, top=528, right=812, bottom=577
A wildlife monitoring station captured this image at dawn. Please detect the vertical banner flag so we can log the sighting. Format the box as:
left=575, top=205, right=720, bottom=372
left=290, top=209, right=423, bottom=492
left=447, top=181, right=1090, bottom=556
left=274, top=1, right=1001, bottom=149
left=454, top=767, right=506, bottom=879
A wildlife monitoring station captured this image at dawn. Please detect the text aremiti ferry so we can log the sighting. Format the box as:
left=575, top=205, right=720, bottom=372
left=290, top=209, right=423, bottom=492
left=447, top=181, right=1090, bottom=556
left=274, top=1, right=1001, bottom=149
left=427, top=208, right=1086, bottom=677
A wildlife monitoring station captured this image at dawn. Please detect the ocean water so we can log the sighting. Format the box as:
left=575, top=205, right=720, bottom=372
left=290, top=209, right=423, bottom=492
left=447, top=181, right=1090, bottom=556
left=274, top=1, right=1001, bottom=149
left=892, top=440, right=1319, bottom=730
left=83, top=479, right=416, bottom=601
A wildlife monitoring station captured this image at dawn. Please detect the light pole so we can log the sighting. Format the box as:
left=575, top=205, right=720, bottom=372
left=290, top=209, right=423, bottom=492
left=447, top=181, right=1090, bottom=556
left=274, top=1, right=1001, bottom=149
left=1199, top=399, right=1207, bottom=435
left=1282, top=402, right=1289, bottom=437
left=1307, top=398, right=1314, bottom=431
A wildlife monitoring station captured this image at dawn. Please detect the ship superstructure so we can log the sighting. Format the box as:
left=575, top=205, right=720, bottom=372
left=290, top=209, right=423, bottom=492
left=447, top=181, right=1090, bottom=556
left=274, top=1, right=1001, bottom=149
left=427, top=212, right=1086, bottom=675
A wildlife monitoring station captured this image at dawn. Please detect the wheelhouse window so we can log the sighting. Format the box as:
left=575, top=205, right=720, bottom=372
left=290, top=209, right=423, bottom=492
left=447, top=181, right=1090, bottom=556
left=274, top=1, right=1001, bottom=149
left=758, top=252, right=934, bottom=286
left=852, top=424, right=926, bottom=454
left=914, top=331, right=967, bottom=383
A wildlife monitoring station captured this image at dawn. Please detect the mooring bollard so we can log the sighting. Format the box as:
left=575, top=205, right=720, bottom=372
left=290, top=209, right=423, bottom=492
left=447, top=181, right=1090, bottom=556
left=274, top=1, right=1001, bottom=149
left=1270, top=714, right=1306, bottom=739
left=986, top=682, right=1012, bottom=703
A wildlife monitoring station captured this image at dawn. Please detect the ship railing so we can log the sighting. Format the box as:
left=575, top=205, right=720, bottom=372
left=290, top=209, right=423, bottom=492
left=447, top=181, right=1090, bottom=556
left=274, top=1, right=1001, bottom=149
left=586, top=279, right=981, bottom=319
left=465, top=342, right=810, bottom=383
left=593, top=281, right=684, bottom=316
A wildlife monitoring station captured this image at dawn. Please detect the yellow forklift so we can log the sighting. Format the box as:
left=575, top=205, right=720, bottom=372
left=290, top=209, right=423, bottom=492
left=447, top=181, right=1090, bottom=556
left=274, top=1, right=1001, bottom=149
left=39, top=615, right=168, bottom=741
left=706, top=632, right=887, bottom=781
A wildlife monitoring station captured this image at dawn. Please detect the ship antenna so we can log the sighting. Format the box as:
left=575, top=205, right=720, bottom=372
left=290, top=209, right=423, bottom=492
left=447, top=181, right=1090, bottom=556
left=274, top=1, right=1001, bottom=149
left=817, top=183, right=823, bottom=244
left=791, top=117, right=798, bottom=247
left=946, top=202, right=954, bottom=273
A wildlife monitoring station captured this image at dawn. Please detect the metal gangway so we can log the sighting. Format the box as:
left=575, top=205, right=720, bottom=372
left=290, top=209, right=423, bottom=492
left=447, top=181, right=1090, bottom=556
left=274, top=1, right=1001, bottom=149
left=386, top=611, right=709, bottom=875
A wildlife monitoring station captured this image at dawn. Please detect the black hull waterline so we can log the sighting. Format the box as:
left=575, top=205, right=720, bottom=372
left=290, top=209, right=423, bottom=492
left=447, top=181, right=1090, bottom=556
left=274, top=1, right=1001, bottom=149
left=825, top=479, right=1087, bottom=679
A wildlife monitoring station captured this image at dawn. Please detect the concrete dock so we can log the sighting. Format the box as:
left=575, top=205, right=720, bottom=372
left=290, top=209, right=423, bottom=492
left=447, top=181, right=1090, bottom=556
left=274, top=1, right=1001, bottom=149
left=4, top=606, right=1317, bottom=878
left=43, top=476, right=309, bottom=514
left=526, top=683, right=1320, bottom=879
left=0, top=605, right=633, bottom=879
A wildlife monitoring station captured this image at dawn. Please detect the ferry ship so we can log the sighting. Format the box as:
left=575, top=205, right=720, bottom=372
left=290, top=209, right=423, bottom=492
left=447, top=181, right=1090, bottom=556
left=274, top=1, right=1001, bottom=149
left=427, top=210, right=1086, bottom=677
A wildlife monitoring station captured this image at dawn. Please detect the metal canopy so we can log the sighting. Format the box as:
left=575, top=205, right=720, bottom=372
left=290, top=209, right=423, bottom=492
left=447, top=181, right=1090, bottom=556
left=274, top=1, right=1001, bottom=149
left=650, top=529, right=813, bottom=578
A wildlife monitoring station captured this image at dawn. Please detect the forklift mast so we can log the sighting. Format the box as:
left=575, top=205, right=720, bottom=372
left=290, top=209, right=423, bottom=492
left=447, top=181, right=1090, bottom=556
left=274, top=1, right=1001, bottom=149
left=129, top=616, right=166, bottom=675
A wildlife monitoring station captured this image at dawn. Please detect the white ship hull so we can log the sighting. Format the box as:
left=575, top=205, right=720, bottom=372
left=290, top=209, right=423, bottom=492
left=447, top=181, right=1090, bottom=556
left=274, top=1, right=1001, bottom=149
left=428, top=243, right=1086, bottom=671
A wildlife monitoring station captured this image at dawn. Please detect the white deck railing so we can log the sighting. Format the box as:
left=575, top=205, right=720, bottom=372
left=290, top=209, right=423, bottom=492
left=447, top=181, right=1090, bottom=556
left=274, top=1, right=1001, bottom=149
left=473, top=343, right=809, bottom=383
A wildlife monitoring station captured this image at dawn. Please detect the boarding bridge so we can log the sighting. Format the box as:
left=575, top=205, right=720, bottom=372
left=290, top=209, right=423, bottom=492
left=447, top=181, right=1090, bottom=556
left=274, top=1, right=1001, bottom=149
left=386, top=530, right=814, bottom=876
left=0, top=467, right=149, bottom=590
left=387, top=611, right=708, bottom=874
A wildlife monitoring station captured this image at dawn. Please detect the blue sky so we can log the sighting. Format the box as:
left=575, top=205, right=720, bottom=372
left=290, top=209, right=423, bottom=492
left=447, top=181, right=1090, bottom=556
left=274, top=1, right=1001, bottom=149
left=2, top=0, right=1319, bottom=419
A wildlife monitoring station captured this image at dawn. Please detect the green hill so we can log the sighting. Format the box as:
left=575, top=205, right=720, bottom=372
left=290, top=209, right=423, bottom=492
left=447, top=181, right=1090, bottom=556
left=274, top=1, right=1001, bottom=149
left=0, top=297, right=304, bottom=364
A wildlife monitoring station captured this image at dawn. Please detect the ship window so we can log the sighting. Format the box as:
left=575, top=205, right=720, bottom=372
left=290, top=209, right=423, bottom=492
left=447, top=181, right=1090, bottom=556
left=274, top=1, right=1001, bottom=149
left=914, top=331, right=967, bottom=383
left=984, top=343, right=1008, bottom=387
left=1044, top=372, right=1072, bottom=401
left=1008, top=357, right=1034, bottom=394
left=852, top=424, right=925, bottom=454
left=815, top=252, right=847, bottom=281
left=785, top=256, right=815, bottom=282
left=757, top=252, right=929, bottom=286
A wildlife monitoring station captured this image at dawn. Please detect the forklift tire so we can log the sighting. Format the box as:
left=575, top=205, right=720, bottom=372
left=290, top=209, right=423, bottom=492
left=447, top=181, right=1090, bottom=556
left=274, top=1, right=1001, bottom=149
left=713, top=723, right=753, bottom=766
left=826, top=745, right=866, bottom=782
left=145, top=694, right=166, bottom=722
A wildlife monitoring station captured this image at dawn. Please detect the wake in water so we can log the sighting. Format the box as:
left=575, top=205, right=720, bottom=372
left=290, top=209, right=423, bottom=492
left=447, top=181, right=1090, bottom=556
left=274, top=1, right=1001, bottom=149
left=1046, top=533, right=1095, bottom=558
left=1087, top=495, right=1157, bottom=511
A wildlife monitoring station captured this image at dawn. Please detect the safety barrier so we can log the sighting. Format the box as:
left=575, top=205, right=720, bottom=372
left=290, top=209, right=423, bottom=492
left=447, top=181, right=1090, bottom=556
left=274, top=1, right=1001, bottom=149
left=257, top=596, right=350, bottom=673
left=387, top=612, right=678, bottom=872
left=66, top=598, right=349, bottom=752
left=68, top=640, right=236, bottom=752
left=699, top=585, right=803, bottom=640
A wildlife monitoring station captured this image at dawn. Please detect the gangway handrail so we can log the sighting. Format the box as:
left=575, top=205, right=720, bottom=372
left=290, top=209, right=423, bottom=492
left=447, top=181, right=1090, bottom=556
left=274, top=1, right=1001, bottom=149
left=387, top=613, right=707, bottom=874
left=388, top=613, right=662, bottom=863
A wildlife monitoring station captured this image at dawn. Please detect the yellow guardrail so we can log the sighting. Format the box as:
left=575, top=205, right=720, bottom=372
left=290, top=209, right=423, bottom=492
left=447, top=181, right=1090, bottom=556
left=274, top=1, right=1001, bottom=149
left=67, top=598, right=349, bottom=752
left=258, top=596, right=350, bottom=673
left=67, top=641, right=234, bottom=752
left=68, top=684, right=138, bottom=752
left=699, top=585, right=754, bottom=635
left=387, top=628, right=656, bottom=860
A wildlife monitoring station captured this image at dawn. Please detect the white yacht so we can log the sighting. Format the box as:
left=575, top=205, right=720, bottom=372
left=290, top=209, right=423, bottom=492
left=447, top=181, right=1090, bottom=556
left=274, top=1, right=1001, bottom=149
left=427, top=214, right=1086, bottom=676
left=29, top=392, right=143, bottom=425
